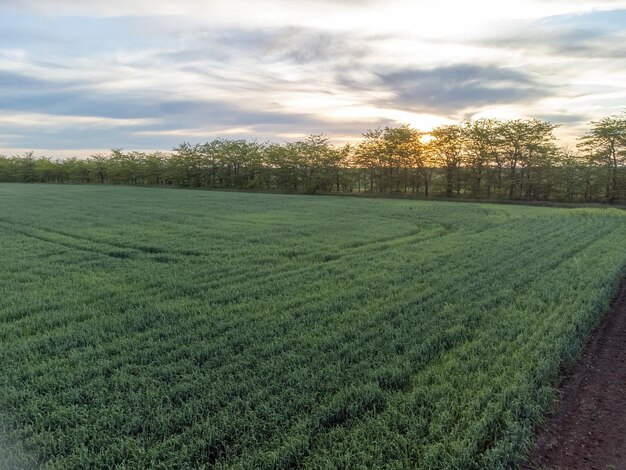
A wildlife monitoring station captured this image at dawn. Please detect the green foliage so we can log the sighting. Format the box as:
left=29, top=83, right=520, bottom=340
left=577, top=113, right=626, bottom=201
left=0, top=184, right=625, bottom=468
left=1, top=114, right=625, bottom=202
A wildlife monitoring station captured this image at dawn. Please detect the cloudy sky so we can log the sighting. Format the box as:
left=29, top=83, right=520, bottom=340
left=1, top=0, right=625, bottom=156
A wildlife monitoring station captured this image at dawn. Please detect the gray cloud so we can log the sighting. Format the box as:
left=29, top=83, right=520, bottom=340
left=534, top=112, right=591, bottom=125
left=0, top=20, right=389, bottom=150
left=0, top=78, right=288, bottom=124
left=482, top=28, right=626, bottom=59
left=0, top=70, right=378, bottom=150
left=159, top=26, right=375, bottom=66
left=0, top=71, right=45, bottom=90
left=2, top=3, right=625, bottom=152
left=478, top=9, right=626, bottom=59
left=375, top=65, right=552, bottom=113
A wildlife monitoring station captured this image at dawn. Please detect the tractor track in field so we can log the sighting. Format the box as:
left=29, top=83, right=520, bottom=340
left=526, top=278, right=626, bottom=470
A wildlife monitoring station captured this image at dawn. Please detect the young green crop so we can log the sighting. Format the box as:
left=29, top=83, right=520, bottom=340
left=0, top=184, right=625, bottom=468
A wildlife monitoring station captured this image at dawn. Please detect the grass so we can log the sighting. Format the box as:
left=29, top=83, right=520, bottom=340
left=0, top=184, right=625, bottom=469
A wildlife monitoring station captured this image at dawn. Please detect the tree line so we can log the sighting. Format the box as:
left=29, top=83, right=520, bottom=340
left=1, top=114, right=625, bottom=203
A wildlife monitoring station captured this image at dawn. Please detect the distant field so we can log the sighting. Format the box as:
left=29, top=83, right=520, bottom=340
left=0, top=184, right=625, bottom=469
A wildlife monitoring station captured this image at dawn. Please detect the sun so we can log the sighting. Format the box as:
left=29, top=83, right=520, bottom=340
left=420, top=134, right=435, bottom=144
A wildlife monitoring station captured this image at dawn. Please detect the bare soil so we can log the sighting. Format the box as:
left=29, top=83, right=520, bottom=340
left=526, top=280, right=626, bottom=469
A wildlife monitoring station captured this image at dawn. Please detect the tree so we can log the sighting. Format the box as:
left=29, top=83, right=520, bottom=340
left=1, top=113, right=624, bottom=204
left=428, top=125, right=464, bottom=197
left=143, top=152, right=167, bottom=185
left=355, top=126, right=423, bottom=193
left=463, top=119, right=500, bottom=197
left=90, top=154, right=109, bottom=184
left=578, top=113, right=626, bottom=201
left=354, top=128, right=385, bottom=192
left=381, top=125, right=424, bottom=193
left=497, top=119, right=558, bottom=199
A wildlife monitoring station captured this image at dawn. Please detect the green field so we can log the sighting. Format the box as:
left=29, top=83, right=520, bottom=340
left=0, top=184, right=625, bottom=469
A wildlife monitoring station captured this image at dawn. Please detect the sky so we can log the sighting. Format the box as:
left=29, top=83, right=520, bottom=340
left=1, top=0, right=625, bottom=157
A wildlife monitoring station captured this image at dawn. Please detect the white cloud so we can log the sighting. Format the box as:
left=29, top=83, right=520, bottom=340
left=0, top=0, right=625, bottom=151
left=0, top=112, right=158, bottom=129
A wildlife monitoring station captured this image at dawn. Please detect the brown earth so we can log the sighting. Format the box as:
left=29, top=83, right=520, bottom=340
left=526, top=280, right=626, bottom=470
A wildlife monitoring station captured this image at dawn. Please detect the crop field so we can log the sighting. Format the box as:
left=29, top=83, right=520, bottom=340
left=0, top=184, right=625, bottom=469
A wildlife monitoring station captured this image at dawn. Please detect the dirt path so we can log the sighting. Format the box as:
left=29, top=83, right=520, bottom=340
left=526, top=280, right=626, bottom=469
